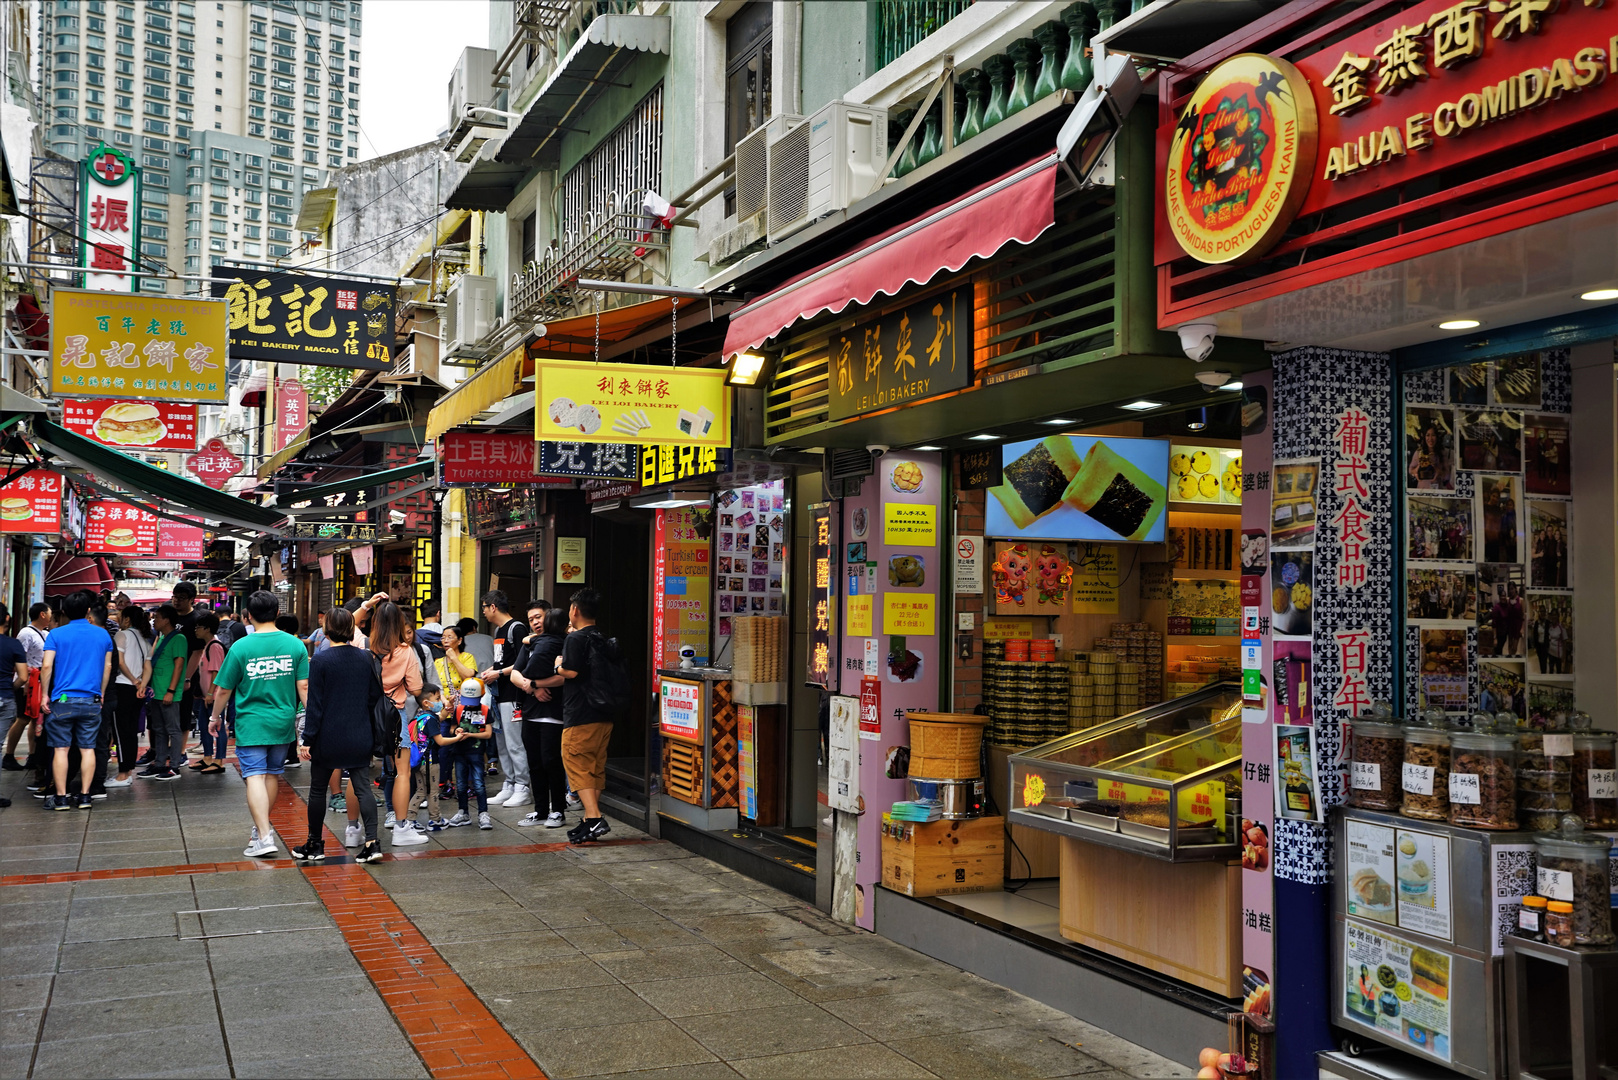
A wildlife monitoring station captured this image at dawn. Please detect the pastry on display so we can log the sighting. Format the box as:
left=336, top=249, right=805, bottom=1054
left=1064, top=442, right=1167, bottom=541
left=991, top=437, right=1085, bottom=529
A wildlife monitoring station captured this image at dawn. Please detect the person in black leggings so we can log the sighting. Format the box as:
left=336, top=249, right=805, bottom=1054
left=291, top=608, right=383, bottom=863
left=510, top=607, right=570, bottom=828
left=106, top=606, right=153, bottom=786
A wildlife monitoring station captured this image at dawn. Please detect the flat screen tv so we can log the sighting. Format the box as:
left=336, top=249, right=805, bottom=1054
left=984, top=434, right=1170, bottom=543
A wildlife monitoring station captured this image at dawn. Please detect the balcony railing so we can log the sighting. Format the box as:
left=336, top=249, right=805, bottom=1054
left=508, top=207, right=669, bottom=324
left=875, top=0, right=974, bottom=69
left=495, top=0, right=639, bottom=88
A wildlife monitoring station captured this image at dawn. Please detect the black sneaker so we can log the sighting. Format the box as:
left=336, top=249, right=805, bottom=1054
left=569, top=817, right=612, bottom=844
left=356, top=839, right=383, bottom=863
left=136, top=766, right=163, bottom=779
left=135, top=751, right=154, bottom=766
left=0, top=796, right=11, bottom=807
left=74, top=793, right=92, bottom=809
left=1, top=754, right=22, bottom=771
left=50, top=795, right=72, bottom=811
left=30, top=787, right=50, bottom=799
left=291, top=838, right=325, bottom=861
left=152, top=769, right=180, bottom=781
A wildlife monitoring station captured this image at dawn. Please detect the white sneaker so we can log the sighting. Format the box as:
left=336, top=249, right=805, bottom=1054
left=516, top=812, right=543, bottom=828
left=344, top=823, right=362, bottom=848
left=244, top=835, right=278, bottom=857
left=391, top=824, right=428, bottom=846
left=478, top=812, right=493, bottom=830
left=383, top=810, right=397, bottom=828
left=487, top=782, right=514, bottom=806
left=445, top=810, right=470, bottom=827
left=502, top=784, right=532, bottom=809
left=565, top=792, right=582, bottom=811
left=544, top=811, right=566, bottom=828
left=104, top=776, right=133, bottom=788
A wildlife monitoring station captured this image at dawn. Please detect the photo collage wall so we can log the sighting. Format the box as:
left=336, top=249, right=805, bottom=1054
left=713, top=479, right=787, bottom=659
left=1402, top=351, right=1574, bottom=724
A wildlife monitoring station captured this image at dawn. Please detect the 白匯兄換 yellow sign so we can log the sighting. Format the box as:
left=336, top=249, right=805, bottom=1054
left=51, top=289, right=230, bottom=403
left=534, top=360, right=730, bottom=447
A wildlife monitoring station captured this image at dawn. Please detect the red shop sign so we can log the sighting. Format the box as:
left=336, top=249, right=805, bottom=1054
left=62, top=399, right=200, bottom=452
left=185, top=438, right=245, bottom=490
left=158, top=516, right=207, bottom=561
left=84, top=499, right=161, bottom=555
left=276, top=378, right=307, bottom=452
left=0, top=470, right=63, bottom=535
left=440, top=430, right=537, bottom=484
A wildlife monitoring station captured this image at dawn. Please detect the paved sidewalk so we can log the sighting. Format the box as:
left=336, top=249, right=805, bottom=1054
left=1, top=763, right=1193, bottom=1079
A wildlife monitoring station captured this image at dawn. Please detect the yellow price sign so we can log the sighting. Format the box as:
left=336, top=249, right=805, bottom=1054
left=51, top=289, right=230, bottom=403
left=846, top=594, right=872, bottom=637
left=883, top=593, right=935, bottom=635
left=884, top=502, right=936, bottom=546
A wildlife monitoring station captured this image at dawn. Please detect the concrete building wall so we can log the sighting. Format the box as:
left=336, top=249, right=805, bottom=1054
left=327, top=140, right=458, bottom=281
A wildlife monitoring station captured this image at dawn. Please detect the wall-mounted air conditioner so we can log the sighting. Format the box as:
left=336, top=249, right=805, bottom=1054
left=734, top=113, right=803, bottom=228
left=444, top=274, right=496, bottom=357
left=447, top=47, right=500, bottom=162
left=767, top=101, right=888, bottom=243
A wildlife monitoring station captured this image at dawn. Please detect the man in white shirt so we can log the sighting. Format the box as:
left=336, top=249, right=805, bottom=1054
left=2, top=603, right=51, bottom=772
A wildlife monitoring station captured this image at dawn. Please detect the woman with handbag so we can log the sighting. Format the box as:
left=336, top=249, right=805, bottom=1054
left=369, top=599, right=425, bottom=848
left=292, top=607, right=384, bottom=863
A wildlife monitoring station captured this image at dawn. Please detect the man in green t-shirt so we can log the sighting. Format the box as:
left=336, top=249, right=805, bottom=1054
left=209, top=590, right=309, bottom=857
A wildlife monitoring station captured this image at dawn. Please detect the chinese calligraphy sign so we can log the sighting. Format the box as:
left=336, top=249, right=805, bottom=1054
left=538, top=440, right=640, bottom=481
left=0, top=471, right=64, bottom=535
left=185, top=438, right=245, bottom=490
left=210, top=271, right=395, bottom=370
left=808, top=508, right=835, bottom=689
left=84, top=499, right=161, bottom=555
left=50, top=290, right=229, bottom=403
left=827, top=286, right=972, bottom=421
left=440, top=431, right=538, bottom=485
left=62, top=399, right=199, bottom=452
left=80, top=146, right=140, bottom=293
left=533, top=359, right=731, bottom=449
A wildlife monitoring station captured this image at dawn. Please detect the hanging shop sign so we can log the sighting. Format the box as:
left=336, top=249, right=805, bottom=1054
left=584, top=478, right=641, bottom=504
left=210, top=270, right=395, bottom=369
left=185, top=438, right=245, bottom=490
left=827, top=285, right=972, bottom=422
left=285, top=521, right=379, bottom=542
left=534, top=359, right=731, bottom=448
left=641, top=444, right=730, bottom=489
left=441, top=431, right=536, bottom=484
left=1164, top=53, right=1318, bottom=265
left=539, top=440, right=638, bottom=481
left=0, top=470, right=64, bottom=536
left=62, top=399, right=199, bottom=452
left=157, top=517, right=207, bottom=562
left=81, top=146, right=140, bottom=292
left=84, top=499, right=161, bottom=555
left=808, top=508, right=835, bottom=689
left=957, top=446, right=1003, bottom=491
left=50, top=290, right=230, bottom=403
left=276, top=378, right=307, bottom=452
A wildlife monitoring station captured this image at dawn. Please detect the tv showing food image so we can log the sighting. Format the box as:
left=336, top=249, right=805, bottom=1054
left=986, top=435, right=1168, bottom=543
left=92, top=402, right=167, bottom=446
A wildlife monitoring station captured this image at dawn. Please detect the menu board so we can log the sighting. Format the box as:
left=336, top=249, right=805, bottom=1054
left=713, top=481, right=786, bottom=656
left=0, top=470, right=63, bottom=535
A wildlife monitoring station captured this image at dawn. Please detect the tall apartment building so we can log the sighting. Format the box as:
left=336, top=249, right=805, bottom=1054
left=38, top=0, right=363, bottom=293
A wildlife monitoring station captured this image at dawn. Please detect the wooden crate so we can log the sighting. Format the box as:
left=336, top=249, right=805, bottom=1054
left=662, top=739, right=703, bottom=806
left=881, top=816, right=1005, bottom=897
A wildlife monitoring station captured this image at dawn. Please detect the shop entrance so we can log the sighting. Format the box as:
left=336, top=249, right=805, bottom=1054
left=485, top=538, right=538, bottom=613
left=583, top=513, right=652, bottom=826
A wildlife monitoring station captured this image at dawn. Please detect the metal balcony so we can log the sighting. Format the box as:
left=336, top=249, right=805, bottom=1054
left=507, top=208, right=670, bottom=324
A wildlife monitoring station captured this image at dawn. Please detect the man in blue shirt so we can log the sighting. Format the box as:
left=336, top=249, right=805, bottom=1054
left=41, top=589, right=115, bottom=810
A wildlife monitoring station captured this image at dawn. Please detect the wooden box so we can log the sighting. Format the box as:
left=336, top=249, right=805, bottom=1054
left=881, top=816, right=1005, bottom=897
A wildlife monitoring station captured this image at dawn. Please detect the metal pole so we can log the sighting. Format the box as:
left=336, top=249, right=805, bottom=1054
left=571, top=278, right=708, bottom=298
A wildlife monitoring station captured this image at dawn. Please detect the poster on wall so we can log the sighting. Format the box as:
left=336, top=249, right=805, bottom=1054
left=1274, top=724, right=1321, bottom=822
left=985, top=434, right=1170, bottom=543
left=989, top=541, right=1071, bottom=615
left=556, top=537, right=587, bottom=584
left=1269, top=460, right=1318, bottom=549
left=1342, top=923, right=1453, bottom=1064
left=1169, top=444, right=1242, bottom=504
left=713, top=481, right=786, bottom=654
left=653, top=507, right=712, bottom=674
left=1345, top=818, right=1397, bottom=927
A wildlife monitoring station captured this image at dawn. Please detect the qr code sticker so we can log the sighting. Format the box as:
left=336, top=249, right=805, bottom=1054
left=1491, top=846, right=1536, bottom=954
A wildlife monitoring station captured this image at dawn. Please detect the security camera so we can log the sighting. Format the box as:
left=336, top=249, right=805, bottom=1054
left=1194, top=369, right=1233, bottom=394
left=866, top=444, right=890, bottom=456
left=1178, top=322, right=1219, bottom=364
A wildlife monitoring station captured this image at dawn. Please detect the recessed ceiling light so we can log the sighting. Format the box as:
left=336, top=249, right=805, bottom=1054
left=1580, top=288, right=1618, bottom=301
left=1042, top=417, right=1078, bottom=425
left=1120, top=400, right=1164, bottom=411
left=1219, top=381, right=1243, bottom=392
left=1438, top=319, right=1481, bottom=330
left=967, top=434, right=1001, bottom=441
left=912, top=445, right=943, bottom=451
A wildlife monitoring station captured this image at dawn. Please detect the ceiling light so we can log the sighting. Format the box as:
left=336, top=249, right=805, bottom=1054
left=1438, top=319, right=1481, bottom=330
left=1042, top=417, right=1078, bottom=425
left=1187, top=407, right=1207, bottom=432
left=629, top=490, right=711, bottom=510
left=967, top=433, right=1001, bottom=441
left=1219, top=381, right=1243, bottom=392
left=912, top=445, right=944, bottom=451
left=1120, top=399, right=1164, bottom=411
left=1580, top=288, right=1618, bottom=301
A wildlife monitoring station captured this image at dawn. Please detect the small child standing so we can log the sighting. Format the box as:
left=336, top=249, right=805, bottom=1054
left=407, top=686, right=446, bottom=830
left=438, top=678, right=493, bottom=829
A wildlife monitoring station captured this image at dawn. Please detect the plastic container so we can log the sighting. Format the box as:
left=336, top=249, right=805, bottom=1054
left=1448, top=715, right=1517, bottom=830
left=1544, top=901, right=1576, bottom=947
left=1569, top=717, right=1616, bottom=829
left=1516, top=895, right=1547, bottom=942
left=1349, top=703, right=1404, bottom=811
left=1534, top=816, right=1616, bottom=946
left=1401, top=710, right=1451, bottom=821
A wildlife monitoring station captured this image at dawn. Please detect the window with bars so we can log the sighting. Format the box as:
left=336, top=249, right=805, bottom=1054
left=556, top=85, right=663, bottom=249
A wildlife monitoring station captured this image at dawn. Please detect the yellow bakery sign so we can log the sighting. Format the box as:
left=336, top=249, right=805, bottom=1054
left=50, top=289, right=230, bottom=403
left=534, top=359, right=730, bottom=448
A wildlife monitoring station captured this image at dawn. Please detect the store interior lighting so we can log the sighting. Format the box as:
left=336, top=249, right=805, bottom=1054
left=1186, top=408, right=1207, bottom=431
left=1438, top=319, right=1481, bottom=330
left=1580, top=287, right=1618, bottom=301
left=629, top=490, right=712, bottom=510
left=1121, top=399, right=1165, bottom=411
left=912, top=445, right=944, bottom=451
left=1219, top=381, right=1243, bottom=392
left=967, top=433, right=1002, bottom=440
left=1042, top=417, right=1078, bottom=425
left=725, top=351, right=773, bottom=387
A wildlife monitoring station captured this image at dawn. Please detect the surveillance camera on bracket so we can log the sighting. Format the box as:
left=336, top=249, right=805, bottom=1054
left=1178, top=322, right=1219, bottom=364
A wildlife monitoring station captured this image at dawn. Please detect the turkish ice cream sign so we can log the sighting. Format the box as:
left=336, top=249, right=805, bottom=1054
left=81, top=146, right=140, bottom=292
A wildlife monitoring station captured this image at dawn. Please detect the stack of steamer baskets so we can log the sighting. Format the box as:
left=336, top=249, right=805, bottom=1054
left=983, top=638, right=1074, bottom=747
left=906, top=711, right=991, bottom=819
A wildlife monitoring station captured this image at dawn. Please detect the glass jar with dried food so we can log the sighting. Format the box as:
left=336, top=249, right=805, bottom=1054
left=1518, top=718, right=1575, bottom=829
left=1401, top=710, right=1450, bottom=821
left=1515, top=895, right=1548, bottom=942
left=1449, top=717, right=1517, bottom=830
left=1349, top=703, right=1404, bottom=811
left=1569, top=714, right=1616, bottom=829
left=1533, top=816, right=1616, bottom=946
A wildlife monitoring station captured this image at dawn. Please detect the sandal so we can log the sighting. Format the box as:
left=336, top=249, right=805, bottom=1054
left=199, top=763, right=226, bottom=775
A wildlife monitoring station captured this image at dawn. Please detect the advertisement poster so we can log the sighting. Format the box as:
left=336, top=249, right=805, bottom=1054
left=858, top=676, right=881, bottom=740
left=84, top=499, right=160, bottom=555
left=846, top=594, right=872, bottom=636
left=157, top=517, right=207, bottom=562
left=738, top=705, right=758, bottom=820
left=534, top=359, right=730, bottom=448
left=713, top=481, right=785, bottom=653
left=1070, top=543, right=1119, bottom=613
left=986, top=434, right=1170, bottom=543
left=1169, top=443, right=1242, bottom=504
left=1395, top=829, right=1453, bottom=942
left=1275, top=726, right=1321, bottom=822
left=51, top=289, right=230, bottom=402
left=658, top=507, right=711, bottom=669
left=1343, top=923, right=1453, bottom=1063
left=0, top=470, right=63, bottom=535
left=658, top=678, right=702, bottom=741
left=1239, top=373, right=1275, bottom=1020
left=275, top=377, right=307, bottom=451
left=1345, top=819, right=1397, bottom=926
left=555, top=537, right=587, bottom=584
left=61, top=399, right=198, bottom=451
left=827, top=696, right=860, bottom=814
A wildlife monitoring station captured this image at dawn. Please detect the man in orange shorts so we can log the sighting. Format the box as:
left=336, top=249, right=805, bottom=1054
left=556, top=589, right=616, bottom=844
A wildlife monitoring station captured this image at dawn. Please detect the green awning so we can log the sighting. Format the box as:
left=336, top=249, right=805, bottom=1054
left=275, top=460, right=433, bottom=506
left=30, top=419, right=285, bottom=532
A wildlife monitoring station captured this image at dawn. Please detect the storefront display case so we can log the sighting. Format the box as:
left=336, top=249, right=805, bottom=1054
left=1008, top=682, right=1243, bottom=861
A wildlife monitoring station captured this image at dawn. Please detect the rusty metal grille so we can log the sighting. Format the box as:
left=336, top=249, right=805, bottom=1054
left=557, top=85, right=663, bottom=250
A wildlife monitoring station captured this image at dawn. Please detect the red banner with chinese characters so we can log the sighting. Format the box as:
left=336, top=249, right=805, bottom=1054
left=84, top=499, right=161, bottom=554
left=440, top=431, right=537, bottom=485
left=276, top=378, right=307, bottom=451
left=381, top=442, right=434, bottom=537
left=185, top=438, right=244, bottom=490
left=0, top=470, right=63, bottom=535
left=157, top=516, right=207, bottom=561
left=62, top=398, right=199, bottom=451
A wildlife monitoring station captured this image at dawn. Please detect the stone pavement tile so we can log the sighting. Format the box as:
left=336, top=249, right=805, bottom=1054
left=207, top=949, right=364, bottom=989
left=0, top=973, right=52, bottom=1012
left=56, top=936, right=206, bottom=972
left=555, top=917, right=700, bottom=954
left=529, top=899, right=667, bottom=929
left=757, top=970, right=943, bottom=1005
left=2, top=842, right=82, bottom=863
left=215, top=975, right=390, bottom=1022
left=587, top=1065, right=742, bottom=1080
left=1016, top=1017, right=1194, bottom=1078
left=0, top=943, right=61, bottom=976
left=49, top=960, right=213, bottom=1005
left=434, top=929, right=578, bottom=967
left=390, top=888, right=523, bottom=916
left=407, top=909, right=550, bottom=943
left=641, top=890, right=785, bottom=919
left=0, top=882, right=73, bottom=904
left=69, top=890, right=199, bottom=919
left=489, top=983, right=662, bottom=1032
left=75, top=850, right=198, bottom=872
left=227, top=1049, right=430, bottom=1079
left=592, top=943, right=750, bottom=983
left=822, top=988, right=1020, bottom=1041
left=77, top=825, right=184, bottom=841
left=677, top=911, right=831, bottom=943
left=80, top=836, right=189, bottom=855
left=1, top=1005, right=42, bottom=1048
left=40, top=989, right=218, bottom=1041
left=830, top=935, right=962, bottom=978
left=30, top=1027, right=230, bottom=1079
left=754, top=943, right=872, bottom=979
left=2, top=899, right=70, bottom=934
left=678, top=1002, right=871, bottom=1059
left=560, top=842, right=699, bottom=866
left=728, top=1043, right=941, bottom=1079
left=625, top=971, right=805, bottom=1020
left=63, top=909, right=181, bottom=943
left=453, top=955, right=618, bottom=994
left=223, top=1016, right=413, bottom=1056
left=198, top=903, right=332, bottom=936
left=66, top=874, right=193, bottom=899
left=0, top=856, right=82, bottom=876
left=886, top=1025, right=1119, bottom=1079
left=516, top=1018, right=719, bottom=1078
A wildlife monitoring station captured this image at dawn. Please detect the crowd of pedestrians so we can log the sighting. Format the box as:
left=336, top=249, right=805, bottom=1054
left=0, top=582, right=622, bottom=852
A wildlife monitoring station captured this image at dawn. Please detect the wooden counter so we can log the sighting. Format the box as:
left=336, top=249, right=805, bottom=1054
left=1059, top=836, right=1241, bottom=997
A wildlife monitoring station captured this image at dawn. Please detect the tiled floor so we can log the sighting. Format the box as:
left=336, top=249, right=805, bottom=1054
left=1, top=761, right=1193, bottom=1079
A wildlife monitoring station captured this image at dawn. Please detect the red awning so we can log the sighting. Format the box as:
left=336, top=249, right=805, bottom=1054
left=44, top=552, right=115, bottom=596
left=722, top=153, right=1059, bottom=358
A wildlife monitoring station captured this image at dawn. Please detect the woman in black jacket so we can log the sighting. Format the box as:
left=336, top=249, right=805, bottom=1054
left=293, top=607, right=384, bottom=863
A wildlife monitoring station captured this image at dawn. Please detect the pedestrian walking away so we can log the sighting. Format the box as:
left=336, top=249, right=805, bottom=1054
left=106, top=605, right=152, bottom=787
left=191, top=613, right=228, bottom=773
left=479, top=590, right=531, bottom=809
left=39, top=590, right=114, bottom=810
left=295, top=606, right=384, bottom=863
left=208, top=590, right=309, bottom=857
left=144, top=605, right=190, bottom=780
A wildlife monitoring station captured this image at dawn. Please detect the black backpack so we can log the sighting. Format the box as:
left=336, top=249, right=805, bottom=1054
left=582, top=630, right=629, bottom=714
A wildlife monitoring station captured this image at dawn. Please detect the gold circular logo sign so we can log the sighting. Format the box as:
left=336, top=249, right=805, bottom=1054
left=1165, top=53, right=1318, bottom=265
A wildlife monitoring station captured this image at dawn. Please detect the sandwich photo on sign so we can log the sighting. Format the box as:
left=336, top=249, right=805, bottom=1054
left=92, top=402, right=167, bottom=446
left=0, top=497, right=29, bottom=523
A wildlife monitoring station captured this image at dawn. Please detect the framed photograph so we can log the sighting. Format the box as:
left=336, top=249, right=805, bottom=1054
left=718, top=594, right=733, bottom=614
left=1448, top=363, right=1488, bottom=406
left=1407, top=495, right=1473, bottom=562
left=1457, top=409, right=1523, bottom=473
left=717, top=556, right=731, bottom=574
left=1491, top=352, right=1542, bottom=409
left=1523, top=415, right=1570, bottom=495
left=1528, top=682, right=1577, bottom=726
left=1269, top=550, right=1314, bottom=638
left=1271, top=461, right=1319, bottom=549
left=1418, top=628, right=1468, bottom=711
left=1526, top=592, right=1573, bottom=676
left=718, top=616, right=732, bottom=637
left=1528, top=501, right=1569, bottom=589
left=1478, top=475, right=1522, bottom=564
left=1479, top=661, right=1525, bottom=723
left=1406, top=568, right=1476, bottom=622
left=1404, top=406, right=1457, bottom=492
left=1476, top=563, right=1525, bottom=658
left=720, top=533, right=733, bottom=552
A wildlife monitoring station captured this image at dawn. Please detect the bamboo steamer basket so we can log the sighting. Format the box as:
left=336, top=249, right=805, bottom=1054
left=906, top=712, right=990, bottom=780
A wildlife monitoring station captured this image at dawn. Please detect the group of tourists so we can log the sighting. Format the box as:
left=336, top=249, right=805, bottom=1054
left=0, top=582, right=622, bottom=858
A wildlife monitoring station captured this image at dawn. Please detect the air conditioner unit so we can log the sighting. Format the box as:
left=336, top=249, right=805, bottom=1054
left=734, top=113, right=802, bottom=227
left=444, top=274, right=496, bottom=357
left=767, top=101, right=888, bottom=243
left=446, top=47, right=500, bottom=162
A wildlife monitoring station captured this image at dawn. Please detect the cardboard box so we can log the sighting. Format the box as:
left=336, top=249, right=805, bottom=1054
left=880, top=816, right=1005, bottom=897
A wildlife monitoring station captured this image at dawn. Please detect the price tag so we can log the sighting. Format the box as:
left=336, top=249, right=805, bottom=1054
left=1449, top=772, right=1481, bottom=805
left=1402, top=762, right=1435, bottom=796
left=1537, top=865, right=1573, bottom=903
left=1589, top=769, right=1617, bottom=800
left=1518, top=908, right=1541, bottom=933
left=1351, top=761, right=1382, bottom=791
left=1543, top=734, right=1573, bottom=757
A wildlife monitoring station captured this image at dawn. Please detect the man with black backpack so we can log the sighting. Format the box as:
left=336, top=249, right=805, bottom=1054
left=555, top=588, right=623, bottom=843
